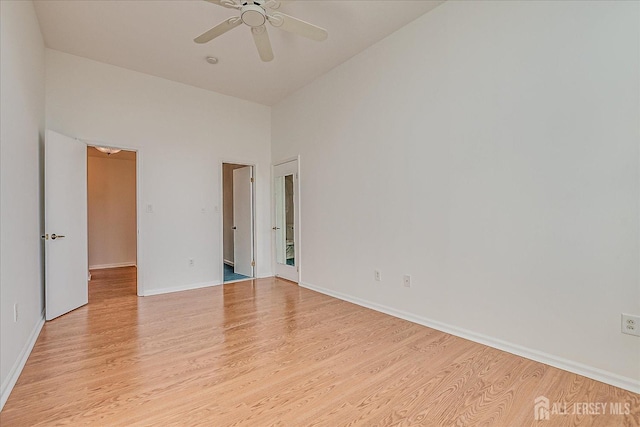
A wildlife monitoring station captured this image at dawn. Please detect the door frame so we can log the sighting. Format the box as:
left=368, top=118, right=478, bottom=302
left=83, top=139, right=144, bottom=296
left=272, top=155, right=301, bottom=284
left=219, top=160, right=257, bottom=283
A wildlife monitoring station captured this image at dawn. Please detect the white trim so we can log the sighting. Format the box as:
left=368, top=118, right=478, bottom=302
left=135, top=147, right=144, bottom=296
left=223, top=278, right=254, bottom=285
left=300, top=281, right=640, bottom=394
left=223, top=259, right=234, bottom=266
left=0, top=310, right=45, bottom=411
left=142, top=280, right=222, bottom=297
left=296, top=156, right=302, bottom=282
left=271, top=156, right=301, bottom=283
left=89, top=262, right=136, bottom=270
left=82, top=138, right=144, bottom=297
left=219, top=160, right=257, bottom=283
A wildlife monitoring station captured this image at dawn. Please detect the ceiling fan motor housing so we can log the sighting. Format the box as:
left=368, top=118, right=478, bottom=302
left=195, top=0, right=328, bottom=62
left=241, top=4, right=266, bottom=27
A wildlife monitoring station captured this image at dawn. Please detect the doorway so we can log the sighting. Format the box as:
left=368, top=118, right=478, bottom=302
left=87, top=146, right=138, bottom=300
left=273, top=159, right=300, bottom=283
left=44, top=130, right=143, bottom=320
left=222, top=163, right=255, bottom=283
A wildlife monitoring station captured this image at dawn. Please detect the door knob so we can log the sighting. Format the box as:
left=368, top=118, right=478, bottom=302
left=232, top=226, right=237, bottom=230
left=272, top=227, right=280, bottom=230
left=51, top=234, right=65, bottom=240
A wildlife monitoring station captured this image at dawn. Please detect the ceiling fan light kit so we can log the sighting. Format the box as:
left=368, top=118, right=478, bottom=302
left=195, top=0, right=328, bottom=62
left=241, top=4, right=266, bottom=27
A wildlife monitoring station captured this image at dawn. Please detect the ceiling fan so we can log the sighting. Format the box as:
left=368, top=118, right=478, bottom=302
left=194, top=0, right=328, bottom=62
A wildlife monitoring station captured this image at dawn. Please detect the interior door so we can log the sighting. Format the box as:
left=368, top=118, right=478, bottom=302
left=273, top=159, right=299, bottom=282
left=45, top=130, right=88, bottom=321
left=233, top=166, right=254, bottom=277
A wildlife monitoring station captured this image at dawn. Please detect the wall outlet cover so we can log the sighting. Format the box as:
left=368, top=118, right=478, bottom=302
left=621, top=313, right=640, bottom=337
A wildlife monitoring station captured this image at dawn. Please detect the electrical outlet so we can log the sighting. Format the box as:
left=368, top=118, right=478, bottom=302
left=622, top=314, right=640, bottom=337
left=13, top=303, right=18, bottom=322
left=189, top=258, right=194, bottom=267
left=403, top=275, right=411, bottom=288
left=374, top=270, right=381, bottom=281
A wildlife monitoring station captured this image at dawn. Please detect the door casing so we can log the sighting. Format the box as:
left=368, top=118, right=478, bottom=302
left=84, top=140, right=143, bottom=296
left=272, top=156, right=301, bottom=283
left=220, top=160, right=257, bottom=282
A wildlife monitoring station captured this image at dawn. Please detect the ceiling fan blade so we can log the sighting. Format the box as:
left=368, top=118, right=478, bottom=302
left=204, top=0, right=240, bottom=9
left=251, top=25, right=274, bottom=62
left=268, top=12, right=327, bottom=41
left=266, top=0, right=297, bottom=10
left=194, top=17, right=242, bottom=44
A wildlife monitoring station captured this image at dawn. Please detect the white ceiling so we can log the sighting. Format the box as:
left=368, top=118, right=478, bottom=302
left=34, top=0, right=442, bottom=106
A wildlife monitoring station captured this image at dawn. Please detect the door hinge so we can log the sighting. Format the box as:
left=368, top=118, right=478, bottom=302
left=250, top=177, right=254, bottom=183
left=251, top=260, right=255, bottom=267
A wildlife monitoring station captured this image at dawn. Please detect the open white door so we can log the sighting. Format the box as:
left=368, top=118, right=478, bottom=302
left=233, top=166, right=253, bottom=277
left=273, top=159, right=299, bottom=283
left=45, top=130, right=88, bottom=321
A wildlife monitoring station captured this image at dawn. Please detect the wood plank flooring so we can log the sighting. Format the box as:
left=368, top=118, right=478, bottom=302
left=1, top=267, right=638, bottom=426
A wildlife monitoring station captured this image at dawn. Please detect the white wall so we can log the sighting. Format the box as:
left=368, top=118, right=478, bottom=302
left=272, top=1, right=640, bottom=391
left=46, top=49, right=272, bottom=295
left=88, top=153, right=137, bottom=269
left=0, top=0, right=46, bottom=408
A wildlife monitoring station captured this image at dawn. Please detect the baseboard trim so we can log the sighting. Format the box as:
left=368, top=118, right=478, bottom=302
left=223, top=259, right=234, bottom=266
left=0, top=309, right=45, bottom=411
left=300, top=281, right=640, bottom=394
left=142, top=280, right=222, bottom=296
left=89, top=262, right=137, bottom=270
left=144, top=275, right=277, bottom=296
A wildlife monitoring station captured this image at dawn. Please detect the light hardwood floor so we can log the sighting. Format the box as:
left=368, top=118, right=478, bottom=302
left=1, top=267, right=638, bottom=426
